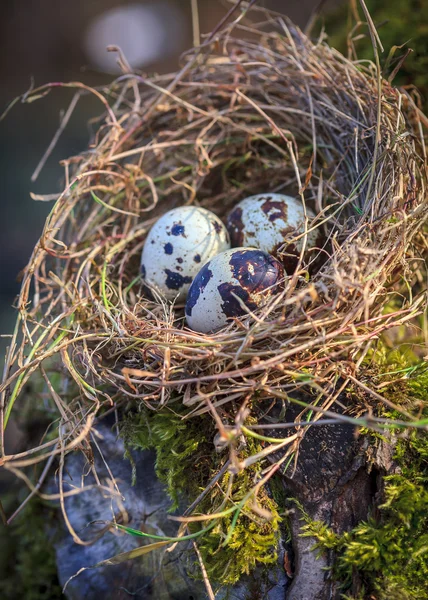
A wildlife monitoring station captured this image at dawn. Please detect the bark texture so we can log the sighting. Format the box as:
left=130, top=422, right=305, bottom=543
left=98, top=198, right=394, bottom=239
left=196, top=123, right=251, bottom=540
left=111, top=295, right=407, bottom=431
left=278, top=399, right=395, bottom=600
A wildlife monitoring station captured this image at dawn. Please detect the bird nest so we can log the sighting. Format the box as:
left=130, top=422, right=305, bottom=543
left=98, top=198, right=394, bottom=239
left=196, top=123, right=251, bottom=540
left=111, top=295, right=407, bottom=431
left=1, top=5, right=427, bottom=585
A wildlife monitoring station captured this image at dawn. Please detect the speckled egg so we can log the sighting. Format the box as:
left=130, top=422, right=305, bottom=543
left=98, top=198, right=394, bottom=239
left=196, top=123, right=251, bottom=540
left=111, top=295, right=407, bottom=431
left=141, top=206, right=230, bottom=301
left=226, top=193, right=319, bottom=273
left=185, top=248, right=285, bottom=333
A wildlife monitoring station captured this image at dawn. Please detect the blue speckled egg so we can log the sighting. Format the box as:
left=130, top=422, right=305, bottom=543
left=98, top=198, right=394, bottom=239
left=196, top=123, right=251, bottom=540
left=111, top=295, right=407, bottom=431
left=141, top=206, right=230, bottom=301
left=185, top=248, right=285, bottom=333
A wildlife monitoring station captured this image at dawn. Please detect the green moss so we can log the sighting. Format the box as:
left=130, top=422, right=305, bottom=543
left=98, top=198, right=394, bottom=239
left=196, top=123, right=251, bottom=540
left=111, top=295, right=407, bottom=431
left=121, top=404, right=219, bottom=510
left=301, top=475, right=428, bottom=599
left=299, top=345, right=428, bottom=600
left=121, top=406, right=281, bottom=586
left=196, top=440, right=281, bottom=586
left=356, top=341, right=428, bottom=416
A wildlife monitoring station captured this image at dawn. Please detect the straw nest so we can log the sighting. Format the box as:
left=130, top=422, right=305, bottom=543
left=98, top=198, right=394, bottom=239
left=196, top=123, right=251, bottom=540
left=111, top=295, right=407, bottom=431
left=1, top=7, right=427, bottom=551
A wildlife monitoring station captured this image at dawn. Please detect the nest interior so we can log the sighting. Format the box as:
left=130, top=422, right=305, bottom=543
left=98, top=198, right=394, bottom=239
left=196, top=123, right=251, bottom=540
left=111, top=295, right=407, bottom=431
left=1, top=8, right=427, bottom=587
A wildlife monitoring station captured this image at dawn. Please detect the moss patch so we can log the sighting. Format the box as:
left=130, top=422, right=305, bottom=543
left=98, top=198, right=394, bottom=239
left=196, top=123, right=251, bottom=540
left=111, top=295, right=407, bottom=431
left=195, top=438, right=281, bottom=586
left=121, top=404, right=219, bottom=510
left=301, top=471, right=428, bottom=599
left=121, top=405, right=281, bottom=586
left=299, top=346, right=428, bottom=599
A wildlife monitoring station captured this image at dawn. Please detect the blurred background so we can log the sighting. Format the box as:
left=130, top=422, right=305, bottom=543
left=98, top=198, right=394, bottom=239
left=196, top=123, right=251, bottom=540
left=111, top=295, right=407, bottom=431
left=0, top=0, right=426, bottom=598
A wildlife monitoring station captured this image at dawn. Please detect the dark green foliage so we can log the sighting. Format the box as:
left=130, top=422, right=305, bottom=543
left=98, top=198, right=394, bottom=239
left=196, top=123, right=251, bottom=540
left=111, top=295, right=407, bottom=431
left=0, top=498, right=62, bottom=600
left=325, top=0, right=428, bottom=111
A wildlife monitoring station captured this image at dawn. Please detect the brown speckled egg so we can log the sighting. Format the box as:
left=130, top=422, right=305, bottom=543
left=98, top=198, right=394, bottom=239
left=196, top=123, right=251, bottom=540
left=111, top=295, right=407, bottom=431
left=141, top=206, right=230, bottom=301
left=185, top=248, right=285, bottom=333
left=226, top=193, right=319, bottom=273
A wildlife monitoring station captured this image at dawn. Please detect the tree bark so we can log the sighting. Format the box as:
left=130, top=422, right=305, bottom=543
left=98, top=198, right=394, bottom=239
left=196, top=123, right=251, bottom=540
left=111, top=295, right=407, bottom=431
left=277, top=399, right=396, bottom=600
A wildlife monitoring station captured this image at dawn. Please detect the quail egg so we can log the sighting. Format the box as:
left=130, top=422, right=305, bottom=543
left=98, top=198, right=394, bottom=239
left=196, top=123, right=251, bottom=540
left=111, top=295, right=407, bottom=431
left=185, top=247, right=285, bottom=333
left=141, top=206, right=230, bottom=301
left=226, top=193, right=319, bottom=273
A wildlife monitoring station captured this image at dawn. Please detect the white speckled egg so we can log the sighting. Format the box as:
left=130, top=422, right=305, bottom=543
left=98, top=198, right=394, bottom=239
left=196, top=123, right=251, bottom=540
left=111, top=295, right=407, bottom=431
left=226, top=193, right=320, bottom=273
left=185, top=248, right=285, bottom=333
left=141, top=206, right=230, bottom=301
